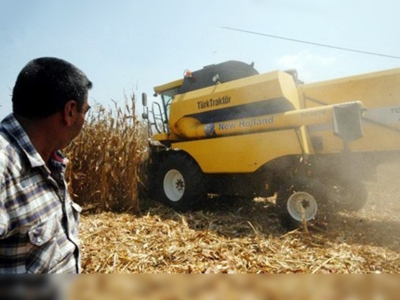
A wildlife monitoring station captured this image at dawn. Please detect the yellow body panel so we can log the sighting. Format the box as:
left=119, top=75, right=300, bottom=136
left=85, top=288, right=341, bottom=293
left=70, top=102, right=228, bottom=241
left=171, top=129, right=303, bottom=173
left=152, top=65, right=400, bottom=174
left=169, top=70, right=301, bottom=136
left=298, top=68, right=400, bottom=153
left=155, top=70, right=311, bottom=173
left=154, top=79, right=183, bottom=94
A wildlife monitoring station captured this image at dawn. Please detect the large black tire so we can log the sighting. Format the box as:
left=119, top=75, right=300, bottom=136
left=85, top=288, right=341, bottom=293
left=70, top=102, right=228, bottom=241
left=276, top=178, right=330, bottom=230
left=330, top=180, right=368, bottom=211
left=154, top=153, right=207, bottom=211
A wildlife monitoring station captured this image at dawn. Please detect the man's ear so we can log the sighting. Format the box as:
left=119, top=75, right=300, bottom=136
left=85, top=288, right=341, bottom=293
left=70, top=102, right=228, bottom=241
left=63, top=100, right=77, bottom=126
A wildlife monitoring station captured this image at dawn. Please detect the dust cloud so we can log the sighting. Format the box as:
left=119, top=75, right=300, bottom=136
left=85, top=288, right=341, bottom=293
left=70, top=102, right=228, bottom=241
left=332, top=157, right=400, bottom=252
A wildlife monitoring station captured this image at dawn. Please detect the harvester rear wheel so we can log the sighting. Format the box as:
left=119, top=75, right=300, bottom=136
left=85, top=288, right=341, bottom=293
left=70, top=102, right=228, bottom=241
left=276, top=178, right=330, bottom=230
left=155, top=153, right=207, bottom=211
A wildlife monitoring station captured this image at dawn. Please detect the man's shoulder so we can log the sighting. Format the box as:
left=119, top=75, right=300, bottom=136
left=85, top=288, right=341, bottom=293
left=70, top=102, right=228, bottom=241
left=0, top=114, right=22, bottom=157
left=0, top=131, right=8, bottom=180
left=0, top=127, right=13, bottom=155
left=0, top=127, right=9, bottom=153
left=0, top=127, right=19, bottom=174
left=0, top=116, right=12, bottom=145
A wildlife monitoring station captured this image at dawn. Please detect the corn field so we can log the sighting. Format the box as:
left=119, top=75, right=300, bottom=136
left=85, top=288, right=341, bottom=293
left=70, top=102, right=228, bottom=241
left=64, top=94, right=147, bottom=212
left=63, top=95, right=400, bottom=274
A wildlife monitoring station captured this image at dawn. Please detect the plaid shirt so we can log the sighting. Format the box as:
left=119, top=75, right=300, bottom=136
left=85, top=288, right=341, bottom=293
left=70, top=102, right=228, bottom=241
left=0, top=114, right=81, bottom=273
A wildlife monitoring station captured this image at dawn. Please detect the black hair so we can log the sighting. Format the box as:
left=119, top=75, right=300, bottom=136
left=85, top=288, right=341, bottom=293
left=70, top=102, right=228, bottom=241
left=12, top=57, right=93, bottom=118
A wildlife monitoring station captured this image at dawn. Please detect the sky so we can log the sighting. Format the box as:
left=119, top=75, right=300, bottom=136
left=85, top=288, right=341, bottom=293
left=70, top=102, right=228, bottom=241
left=1, top=0, right=399, bottom=119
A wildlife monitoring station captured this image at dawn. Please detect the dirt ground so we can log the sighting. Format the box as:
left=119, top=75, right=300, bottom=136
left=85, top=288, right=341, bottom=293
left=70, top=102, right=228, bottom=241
left=80, top=159, right=400, bottom=273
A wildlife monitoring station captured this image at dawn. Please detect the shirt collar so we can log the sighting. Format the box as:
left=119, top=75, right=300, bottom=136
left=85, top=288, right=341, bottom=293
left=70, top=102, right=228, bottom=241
left=1, top=113, right=67, bottom=169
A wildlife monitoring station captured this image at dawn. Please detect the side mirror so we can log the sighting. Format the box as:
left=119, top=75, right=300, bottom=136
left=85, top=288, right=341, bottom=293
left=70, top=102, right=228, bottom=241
left=142, top=112, right=148, bottom=120
left=142, top=93, right=148, bottom=107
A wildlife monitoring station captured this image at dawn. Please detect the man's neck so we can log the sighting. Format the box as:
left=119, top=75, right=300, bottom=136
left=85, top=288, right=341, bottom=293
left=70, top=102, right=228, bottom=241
left=14, top=114, right=59, bottom=163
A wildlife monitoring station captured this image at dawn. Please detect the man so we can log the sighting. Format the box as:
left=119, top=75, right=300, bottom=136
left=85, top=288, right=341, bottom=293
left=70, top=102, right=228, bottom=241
left=0, top=57, right=92, bottom=273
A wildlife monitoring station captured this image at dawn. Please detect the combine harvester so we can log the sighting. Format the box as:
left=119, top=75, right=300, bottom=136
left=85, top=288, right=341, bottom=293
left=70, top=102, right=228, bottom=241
left=141, top=61, right=400, bottom=229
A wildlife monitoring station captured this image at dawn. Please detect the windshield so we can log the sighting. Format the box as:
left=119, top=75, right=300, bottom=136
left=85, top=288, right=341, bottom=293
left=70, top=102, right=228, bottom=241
left=160, top=86, right=180, bottom=122
left=161, top=94, right=172, bottom=123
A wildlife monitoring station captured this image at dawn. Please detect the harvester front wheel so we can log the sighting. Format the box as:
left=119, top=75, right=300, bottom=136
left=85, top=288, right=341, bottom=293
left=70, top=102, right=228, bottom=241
left=276, top=178, right=329, bottom=230
left=155, top=153, right=207, bottom=211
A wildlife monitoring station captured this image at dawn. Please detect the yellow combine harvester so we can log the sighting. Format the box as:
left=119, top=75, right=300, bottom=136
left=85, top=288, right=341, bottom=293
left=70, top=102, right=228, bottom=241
left=142, top=60, right=400, bottom=229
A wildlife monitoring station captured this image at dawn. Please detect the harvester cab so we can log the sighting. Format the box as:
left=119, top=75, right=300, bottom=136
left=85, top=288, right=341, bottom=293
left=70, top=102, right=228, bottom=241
left=142, top=60, right=400, bottom=230
left=143, top=61, right=263, bottom=142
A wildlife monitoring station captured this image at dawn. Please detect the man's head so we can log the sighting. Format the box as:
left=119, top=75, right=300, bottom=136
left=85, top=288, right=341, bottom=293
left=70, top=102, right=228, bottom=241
left=12, top=57, right=92, bottom=119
